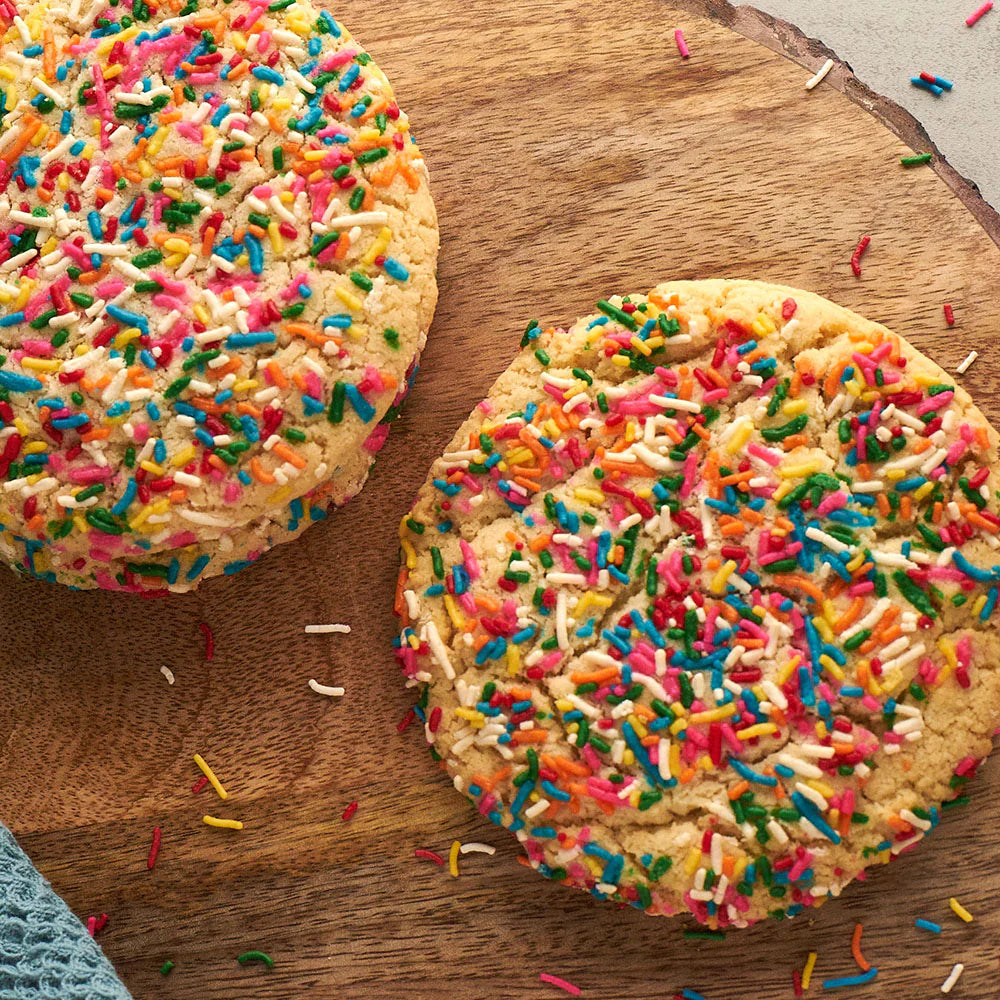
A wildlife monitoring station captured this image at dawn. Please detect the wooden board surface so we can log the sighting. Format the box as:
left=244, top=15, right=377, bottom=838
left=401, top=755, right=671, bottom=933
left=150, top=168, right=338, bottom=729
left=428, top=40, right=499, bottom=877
left=5, top=1, right=1000, bottom=997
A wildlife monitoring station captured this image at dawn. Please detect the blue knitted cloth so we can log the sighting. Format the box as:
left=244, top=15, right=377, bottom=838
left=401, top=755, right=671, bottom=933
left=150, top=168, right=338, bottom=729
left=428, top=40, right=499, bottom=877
left=0, top=824, right=132, bottom=999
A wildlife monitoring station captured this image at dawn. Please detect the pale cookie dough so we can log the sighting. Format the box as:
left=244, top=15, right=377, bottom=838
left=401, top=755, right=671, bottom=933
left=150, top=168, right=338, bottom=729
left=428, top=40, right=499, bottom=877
left=395, top=279, right=1000, bottom=927
left=0, top=0, right=437, bottom=591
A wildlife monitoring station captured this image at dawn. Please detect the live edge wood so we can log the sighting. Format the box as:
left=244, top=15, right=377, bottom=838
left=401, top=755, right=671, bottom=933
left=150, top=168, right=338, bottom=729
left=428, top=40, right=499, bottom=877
left=3, top=2, right=1000, bottom=998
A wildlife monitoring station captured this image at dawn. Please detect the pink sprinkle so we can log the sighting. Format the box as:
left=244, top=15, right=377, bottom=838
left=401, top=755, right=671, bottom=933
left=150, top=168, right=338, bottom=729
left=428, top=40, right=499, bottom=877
left=674, top=29, right=690, bottom=59
left=540, top=973, right=582, bottom=996
left=966, top=1, right=993, bottom=25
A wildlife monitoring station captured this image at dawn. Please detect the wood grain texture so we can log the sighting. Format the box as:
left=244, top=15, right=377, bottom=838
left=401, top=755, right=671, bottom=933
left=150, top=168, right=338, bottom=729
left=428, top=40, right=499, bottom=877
left=4, top=1, right=1000, bottom=998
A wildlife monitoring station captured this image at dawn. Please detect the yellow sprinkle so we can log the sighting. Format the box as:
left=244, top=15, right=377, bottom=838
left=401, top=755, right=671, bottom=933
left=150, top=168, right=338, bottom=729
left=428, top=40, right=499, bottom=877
left=506, top=643, right=521, bottom=676
left=139, top=460, right=165, bottom=476
left=192, top=303, right=210, bottom=325
left=683, top=846, right=701, bottom=876
left=361, top=226, right=392, bottom=266
left=736, top=723, right=778, bottom=740
left=771, top=481, right=792, bottom=504
left=812, top=616, right=834, bottom=643
left=726, top=420, right=753, bottom=454
left=231, top=379, right=258, bottom=393
left=267, top=221, right=283, bottom=254
left=622, top=748, right=635, bottom=766
left=171, top=445, right=197, bottom=468
left=449, top=840, right=461, bottom=878
left=193, top=753, right=228, bottom=800
left=573, top=487, right=605, bottom=504
left=751, top=312, right=776, bottom=336
left=629, top=335, right=652, bottom=357
left=801, top=952, right=818, bottom=990
left=971, top=594, right=987, bottom=617
left=611, top=354, right=630, bottom=367
left=442, top=593, right=465, bottom=630
left=627, top=715, right=648, bottom=739
left=163, top=237, right=190, bottom=254
left=805, top=778, right=836, bottom=799
left=335, top=286, right=364, bottom=311
left=780, top=399, right=808, bottom=416
left=778, top=459, right=821, bottom=479
left=400, top=537, right=416, bottom=570
left=114, top=327, right=143, bottom=349
left=710, top=560, right=737, bottom=595
left=819, top=654, right=844, bottom=681
left=688, top=703, right=737, bottom=724
left=777, top=655, right=801, bottom=685
left=949, top=897, right=974, bottom=922
left=202, top=815, right=243, bottom=831
left=669, top=742, right=681, bottom=778
left=914, top=481, right=936, bottom=501
left=21, top=357, right=59, bottom=372
left=23, top=440, right=47, bottom=454
left=73, top=513, right=89, bottom=534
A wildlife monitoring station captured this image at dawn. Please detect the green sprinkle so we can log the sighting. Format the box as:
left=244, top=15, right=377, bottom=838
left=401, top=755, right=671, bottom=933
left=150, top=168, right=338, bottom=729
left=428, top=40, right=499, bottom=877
left=684, top=930, right=725, bottom=940
left=350, top=272, right=373, bottom=292
left=69, top=292, right=94, bottom=308
left=356, top=146, right=389, bottom=165
left=310, top=232, right=339, bottom=257
left=596, top=299, right=638, bottom=331
left=892, top=569, right=937, bottom=618
left=348, top=186, right=365, bottom=211
left=163, top=376, right=191, bottom=399
left=328, top=381, right=346, bottom=423
left=237, top=950, right=274, bottom=969
left=761, top=414, right=808, bottom=441
left=272, top=147, right=284, bottom=170
left=941, top=795, right=970, bottom=810
left=383, top=327, right=400, bottom=349
left=534, top=348, right=550, bottom=366
left=159, top=961, right=174, bottom=976
left=900, top=153, right=933, bottom=166
left=648, top=856, right=673, bottom=880
left=843, top=629, right=871, bottom=651
left=430, top=546, right=444, bottom=578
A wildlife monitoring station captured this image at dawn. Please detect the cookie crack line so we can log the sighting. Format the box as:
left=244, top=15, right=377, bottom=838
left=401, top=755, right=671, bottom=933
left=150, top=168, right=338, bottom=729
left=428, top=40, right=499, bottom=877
left=0, top=0, right=438, bottom=591
left=395, top=279, right=1000, bottom=929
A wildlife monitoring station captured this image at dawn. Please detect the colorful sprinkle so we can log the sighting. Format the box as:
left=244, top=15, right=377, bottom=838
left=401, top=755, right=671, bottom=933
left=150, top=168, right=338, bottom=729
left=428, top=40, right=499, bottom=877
left=805, top=59, right=835, bottom=91
left=237, top=951, right=274, bottom=970
left=146, top=826, right=162, bottom=871
left=202, top=815, right=243, bottom=831
left=193, top=753, right=228, bottom=801
left=540, top=973, right=582, bottom=996
left=674, top=29, right=690, bottom=59
left=966, top=1, right=993, bottom=26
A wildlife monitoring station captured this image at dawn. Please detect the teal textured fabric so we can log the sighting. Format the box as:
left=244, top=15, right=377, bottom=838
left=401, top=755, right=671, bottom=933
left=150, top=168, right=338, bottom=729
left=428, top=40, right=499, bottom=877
left=0, top=824, right=132, bottom=999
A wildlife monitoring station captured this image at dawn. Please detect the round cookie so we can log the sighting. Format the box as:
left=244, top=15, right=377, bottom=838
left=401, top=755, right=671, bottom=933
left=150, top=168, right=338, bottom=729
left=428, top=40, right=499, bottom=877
left=0, top=0, right=437, bottom=591
left=394, top=280, right=1000, bottom=928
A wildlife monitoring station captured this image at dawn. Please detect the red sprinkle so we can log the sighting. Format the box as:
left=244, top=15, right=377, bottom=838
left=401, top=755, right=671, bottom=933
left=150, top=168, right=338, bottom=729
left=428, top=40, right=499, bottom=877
left=944, top=303, right=955, bottom=326
left=414, top=848, right=445, bottom=865
left=397, top=707, right=416, bottom=732
left=341, top=801, right=358, bottom=821
left=198, top=622, right=214, bottom=660
left=792, top=969, right=803, bottom=997
left=146, top=826, right=162, bottom=870
left=781, top=297, right=797, bottom=320
left=850, top=235, right=871, bottom=277
left=191, top=775, right=209, bottom=795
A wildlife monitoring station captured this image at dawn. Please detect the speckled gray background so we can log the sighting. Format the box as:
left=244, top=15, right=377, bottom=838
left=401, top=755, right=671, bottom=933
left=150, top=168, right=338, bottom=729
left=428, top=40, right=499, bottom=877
left=749, top=0, right=1000, bottom=210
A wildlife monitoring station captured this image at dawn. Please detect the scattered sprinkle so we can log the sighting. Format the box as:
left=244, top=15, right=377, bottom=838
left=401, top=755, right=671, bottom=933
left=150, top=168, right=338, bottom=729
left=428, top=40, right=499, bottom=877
left=850, top=923, right=870, bottom=972
left=822, top=968, right=878, bottom=989
left=449, top=839, right=461, bottom=877
left=966, top=1, right=993, bottom=26
left=341, top=801, right=359, bottom=821
left=801, top=953, right=818, bottom=990
left=159, top=961, right=174, bottom=977
left=146, top=826, right=162, bottom=871
left=911, top=77, right=945, bottom=97
left=308, top=678, right=345, bottom=697
left=459, top=842, right=496, bottom=855
left=949, top=897, right=974, bottom=922
left=941, top=963, right=964, bottom=994
left=198, top=623, right=215, bottom=661
left=956, top=350, right=978, bottom=375
left=160, top=665, right=175, bottom=686
left=681, top=991, right=707, bottom=1000
left=674, top=29, right=690, bottom=59
left=191, top=775, right=209, bottom=795
left=414, top=848, right=445, bottom=865
left=850, top=234, right=871, bottom=276
left=805, top=58, right=835, bottom=91
left=540, top=973, right=582, bottom=996
left=900, top=153, right=933, bottom=166
left=203, top=815, right=243, bottom=831
left=916, top=918, right=942, bottom=933
left=920, top=72, right=954, bottom=91
left=193, top=753, right=228, bottom=800
left=944, top=303, right=956, bottom=326
left=304, top=623, right=351, bottom=634
left=237, top=951, right=274, bottom=970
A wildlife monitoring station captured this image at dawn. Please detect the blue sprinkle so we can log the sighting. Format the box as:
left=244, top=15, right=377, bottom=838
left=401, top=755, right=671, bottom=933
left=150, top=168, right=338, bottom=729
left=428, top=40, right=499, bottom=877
left=194, top=427, right=214, bottom=448
left=0, top=370, right=43, bottom=392
left=323, top=314, right=353, bottom=329
left=139, top=349, right=157, bottom=369
left=730, top=759, right=778, bottom=787
left=210, top=102, right=231, bottom=127
left=0, top=311, right=25, bottom=327
left=146, top=401, right=161, bottom=421
left=106, top=303, right=148, bottom=333
left=111, top=478, right=137, bottom=516
left=50, top=413, right=90, bottom=429
left=915, top=918, right=941, bottom=933
left=338, top=63, right=360, bottom=91
left=344, top=384, right=375, bottom=422
left=383, top=257, right=409, bottom=281
left=153, top=439, right=167, bottom=463
left=251, top=66, right=284, bottom=85
left=821, top=968, right=877, bottom=990
left=226, top=331, right=276, bottom=348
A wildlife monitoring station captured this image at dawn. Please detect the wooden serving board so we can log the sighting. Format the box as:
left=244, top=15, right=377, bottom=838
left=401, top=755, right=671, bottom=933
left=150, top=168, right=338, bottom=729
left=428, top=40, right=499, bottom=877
left=4, top=1, right=1000, bottom=997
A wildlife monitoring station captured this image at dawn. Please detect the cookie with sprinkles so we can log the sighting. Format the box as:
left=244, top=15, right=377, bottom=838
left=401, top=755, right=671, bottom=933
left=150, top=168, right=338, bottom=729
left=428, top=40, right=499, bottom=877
left=395, top=279, right=1000, bottom=928
left=0, top=0, right=437, bottom=591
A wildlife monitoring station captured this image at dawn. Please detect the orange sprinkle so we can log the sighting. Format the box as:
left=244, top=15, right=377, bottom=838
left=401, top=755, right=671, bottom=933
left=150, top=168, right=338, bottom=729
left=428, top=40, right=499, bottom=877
left=272, top=443, right=307, bottom=469
left=851, top=923, right=870, bottom=971
left=511, top=729, right=550, bottom=745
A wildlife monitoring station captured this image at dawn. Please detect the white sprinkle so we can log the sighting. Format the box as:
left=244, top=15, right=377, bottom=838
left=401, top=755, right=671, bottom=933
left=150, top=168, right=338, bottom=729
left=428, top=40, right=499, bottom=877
left=459, top=842, right=496, bottom=856
left=304, top=623, right=351, bottom=634
left=957, top=350, right=978, bottom=374
left=941, top=963, right=964, bottom=994
left=649, top=394, right=702, bottom=413
left=805, top=58, right=835, bottom=91
left=308, top=679, right=345, bottom=697
left=160, top=665, right=175, bottom=685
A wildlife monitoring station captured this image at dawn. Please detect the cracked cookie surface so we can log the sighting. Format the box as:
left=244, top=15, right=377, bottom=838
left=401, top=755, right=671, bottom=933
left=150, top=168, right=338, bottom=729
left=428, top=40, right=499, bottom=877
left=395, top=279, right=1000, bottom=927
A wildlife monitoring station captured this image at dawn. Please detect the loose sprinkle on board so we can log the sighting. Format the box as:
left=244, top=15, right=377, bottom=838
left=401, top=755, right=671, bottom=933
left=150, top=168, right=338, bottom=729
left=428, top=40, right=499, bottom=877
left=681, top=991, right=707, bottom=1000
left=159, top=961, right=174, bottom=977
left=146, top=827, right=162, bottom=871
left=203, top=815, right=243, bottom=831
left=341, top=801, right=359, bottom=821
left=920, top=72, right=954, bottom=91
left=191, top=775, right=209, bottom=796
left=957, top=350, right=978, bottom=375
left=308, top=679, right=345, bottom=697
left=459, top=842, right=496, bottom=856
left=540, top=973, right=582, bottom=996
left=901, top=153, right=933, bottom=166
left=821, top=968, right=878, bottom=989
left=851, top=235, right=871, bottom=276
left=916, top=918, right=942, bottom=933
left=193, top=753, right=228, bottom=800
left=805, top=58, right=835, bottom=91
left=966, top=1, right=993, bottom=26
left=949, top=897, right=974, bottom=922
left=448, top=839, right=461, bottom=877
left=159, top=665, right=175, bottom=686
left=912, top=77, right=945, bottom=97
left=237, top=951, right=275, bottom=970
left=198, top=623, right=215, bottom=661
left=413, top=848, right=445, bottom=865
left=940, top=963, right=964, bottom=993
left=674, top=29, right=690, bottom=59
left=945, top=303, right=957, bottom=326
left=304, top=624, right=352, bottom=634
left=850, top=923, right=870, bottom=972
left=801, top=954, right=818, bottom=990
